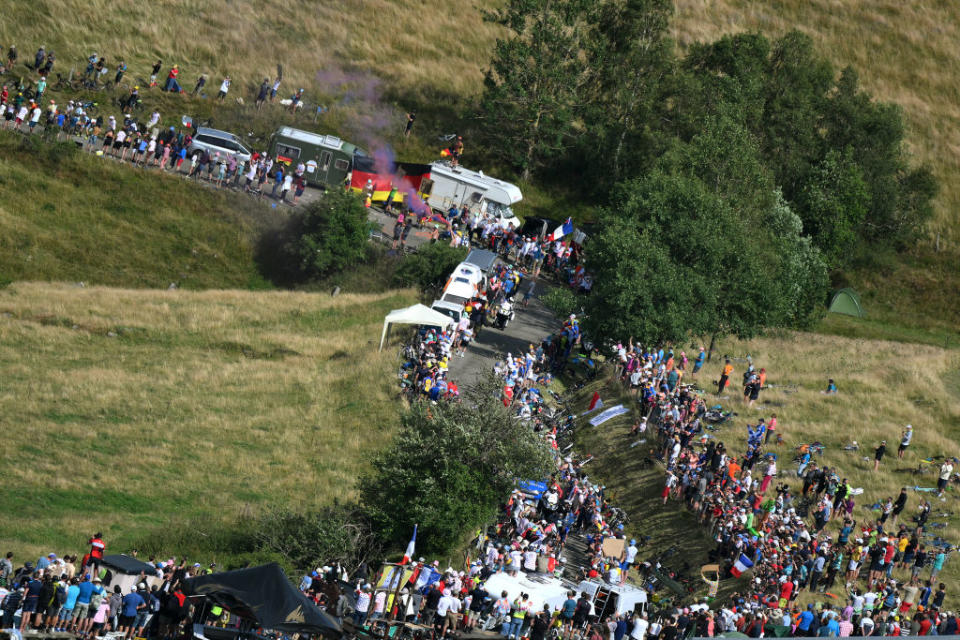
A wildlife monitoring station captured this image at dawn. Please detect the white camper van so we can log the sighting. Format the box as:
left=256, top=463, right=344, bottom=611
left=425, top=162, right=522, bottom=229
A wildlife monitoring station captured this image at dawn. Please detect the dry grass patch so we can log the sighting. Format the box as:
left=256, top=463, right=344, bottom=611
left=0, top=282, right=417, bottom=559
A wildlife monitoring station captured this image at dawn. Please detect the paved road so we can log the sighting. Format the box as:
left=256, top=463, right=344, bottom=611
left=447, top=279, right=558, bottom=389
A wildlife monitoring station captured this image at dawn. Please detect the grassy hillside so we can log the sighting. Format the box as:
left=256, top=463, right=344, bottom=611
left=3, top=0, right=956, bottom=239
left=569, top=330, right=960, bottom=602
left=672, top=0, right=960, bottom=242
left=0, top=282, right=416, bottom=559
left=0, top=132, right=271, bottom=289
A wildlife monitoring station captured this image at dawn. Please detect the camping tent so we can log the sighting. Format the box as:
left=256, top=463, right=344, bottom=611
left=182, top=563, right=341, bottom=638
left=379, top=303, right=455, bottom=350
left=828, top=288, right=864, bottom=318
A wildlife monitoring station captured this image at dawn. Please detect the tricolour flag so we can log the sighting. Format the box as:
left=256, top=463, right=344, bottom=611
left=546, top=217, right=574, bottom=242
left=401, top=524, right=417, bottom=564
left=730, top=553, right=754, bottom=578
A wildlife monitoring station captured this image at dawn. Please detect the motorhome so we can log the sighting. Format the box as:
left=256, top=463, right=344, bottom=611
left=424, top=162, right=522, bottom=229
left=268, top=126, right=361, bottom=188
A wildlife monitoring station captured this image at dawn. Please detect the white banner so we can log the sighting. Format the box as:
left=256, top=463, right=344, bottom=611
left=589, top=404, right=629, bottom=426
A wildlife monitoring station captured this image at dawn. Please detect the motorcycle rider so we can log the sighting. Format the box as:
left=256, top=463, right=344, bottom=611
left=497, top=299, right=514, bottom=329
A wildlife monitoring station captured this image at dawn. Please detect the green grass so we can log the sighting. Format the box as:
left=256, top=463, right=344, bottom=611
left=0, top=131, right=274, bottom=289
left=0, top=282, right=417, bottom=560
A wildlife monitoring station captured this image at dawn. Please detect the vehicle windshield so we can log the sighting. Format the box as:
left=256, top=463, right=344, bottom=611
left=487, top=201, right=513, bottom=219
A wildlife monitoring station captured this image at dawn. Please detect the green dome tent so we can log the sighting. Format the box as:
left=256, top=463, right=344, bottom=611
left=828, top=288, right=864, bottom=318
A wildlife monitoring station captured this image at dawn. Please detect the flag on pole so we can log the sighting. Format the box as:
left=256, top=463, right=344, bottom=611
left=546, top=218, right=574, bottom=242
left=729, top=553, right=754, bottom=577
left=588, top=392, right=603, bottom=411
left=401, top=524, right=417, bottom=564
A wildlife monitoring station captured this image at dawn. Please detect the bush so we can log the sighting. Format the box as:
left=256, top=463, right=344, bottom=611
left=393, top=243, right=468, bottom=294
left=253, top=503, right=382, bottom=572
left=540, top=286, right=581, bottom=318
left=273, top=190, right=376, bottom=284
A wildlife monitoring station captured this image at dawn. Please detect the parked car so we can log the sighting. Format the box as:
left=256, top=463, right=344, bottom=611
left=187, top=126, right=252, bottom=164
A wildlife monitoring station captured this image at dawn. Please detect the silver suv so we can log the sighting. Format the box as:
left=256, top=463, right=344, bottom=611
left=187, top=127, right=252, bottom=163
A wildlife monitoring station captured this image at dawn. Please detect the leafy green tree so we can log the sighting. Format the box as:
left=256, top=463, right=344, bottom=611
left=581, top=0, right=674, bottom=187
left=359, top=378, right=554, bottom=554
left=821, top=67, right=937, bottom=243
left=584, top=215, right=706, bottom=344
left=393, top=243, right=467, bottom=294
left=796, top=149, right=870, bottom=266
left=585, top=118, right=826, bottom=348
left=766, top=191, right=829, bottom=328
left=479, top=0, right=593, bottom=180
left=280, top=190, right=375, bottom=282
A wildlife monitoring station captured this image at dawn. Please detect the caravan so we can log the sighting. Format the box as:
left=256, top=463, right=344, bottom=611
left=268, top=126, right=361, bottom=188
left=424, top=162, right=522, bottom=229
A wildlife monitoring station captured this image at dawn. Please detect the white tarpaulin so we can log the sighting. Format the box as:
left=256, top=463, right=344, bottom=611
left=589, top=404, right=629, bottom=426
left=379, top=303, right=455, bottom=350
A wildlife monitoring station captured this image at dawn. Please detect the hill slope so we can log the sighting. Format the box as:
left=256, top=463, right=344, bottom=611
left=570, top=330, right=960, bottom=601
left=0, top=282, right=416, bottom=558
left=0, top=133, right=271, bottom=289
left=3, top=0, right=956, bottom=238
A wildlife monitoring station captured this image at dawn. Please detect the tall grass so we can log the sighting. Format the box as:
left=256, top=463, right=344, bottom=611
left=0, top=132, right=274, bottom=289
left=0, top=282, right=417, bottom=560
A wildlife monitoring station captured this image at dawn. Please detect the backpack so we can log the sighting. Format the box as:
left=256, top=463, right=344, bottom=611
left=56, top=584, right=67, bottom=605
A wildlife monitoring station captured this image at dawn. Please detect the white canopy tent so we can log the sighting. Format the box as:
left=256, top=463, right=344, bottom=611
left=379, top=303, right=455, bottom=350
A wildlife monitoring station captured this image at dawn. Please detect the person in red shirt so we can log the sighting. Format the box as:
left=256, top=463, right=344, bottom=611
left=164, top=65, right=180, bottom=92
left=87, top=533, right=105, bottom=574
left=779, top=579, right=794, bottom=608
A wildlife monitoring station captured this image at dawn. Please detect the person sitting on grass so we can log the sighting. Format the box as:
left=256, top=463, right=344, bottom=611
left=823, top=378, right=838, bottom=394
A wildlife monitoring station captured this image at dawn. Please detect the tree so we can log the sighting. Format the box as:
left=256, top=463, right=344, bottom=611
left=359, top=377, right=554, bottom=554
left=393, top=243, right=467, bottom=294
left=584, top=215, right=707, bottom=344
left=796, top=149, right=870, bottom=266
left=821, top=67, right=936, bottom=243
left=282, top=190, right=375, bottom=282
left=580, top=0, right=674, bottom=188
left=479, top=0, right=593, bottom=180
left=585, top=118, right=827, bottom=348
left=766, top=191, right=829, bottom=328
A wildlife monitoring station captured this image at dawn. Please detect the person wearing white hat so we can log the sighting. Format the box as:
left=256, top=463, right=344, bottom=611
left=898, top=425, right=913, bottom=459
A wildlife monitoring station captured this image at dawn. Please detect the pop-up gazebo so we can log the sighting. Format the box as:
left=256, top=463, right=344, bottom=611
left=379, top=303, right=455, bottom=350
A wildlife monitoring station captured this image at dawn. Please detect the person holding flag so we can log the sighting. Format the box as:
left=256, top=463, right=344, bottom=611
left=546, top=218, right=574, bottom=243
left=401, top=525, right=417, bottom=565
left=729, top=552, right=754, bottom=578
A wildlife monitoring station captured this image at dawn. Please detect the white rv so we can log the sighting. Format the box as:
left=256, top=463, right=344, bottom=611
left=425, top=162, right=522, bottom=229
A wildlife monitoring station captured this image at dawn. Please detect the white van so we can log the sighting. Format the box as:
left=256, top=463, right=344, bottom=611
left=430, top=299, right=466, bottom=325
left=425, top=162, right=522, bottom=229
left=443, top=262, right=487, bottom=294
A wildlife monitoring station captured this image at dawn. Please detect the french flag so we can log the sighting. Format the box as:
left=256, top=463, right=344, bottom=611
left=730, top=553, right=754, bottom=578
left=546, top=218, right=574, bottom=242
left=401, top=524, right=417, bottom=564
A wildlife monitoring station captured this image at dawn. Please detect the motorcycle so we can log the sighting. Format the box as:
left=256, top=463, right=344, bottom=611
left=495, top=301, right=514, bottom=330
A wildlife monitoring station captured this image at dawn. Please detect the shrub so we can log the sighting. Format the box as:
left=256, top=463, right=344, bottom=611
left=276, top=190, right=376, bottom=284
left=393, top=243, right=467, bottom=294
